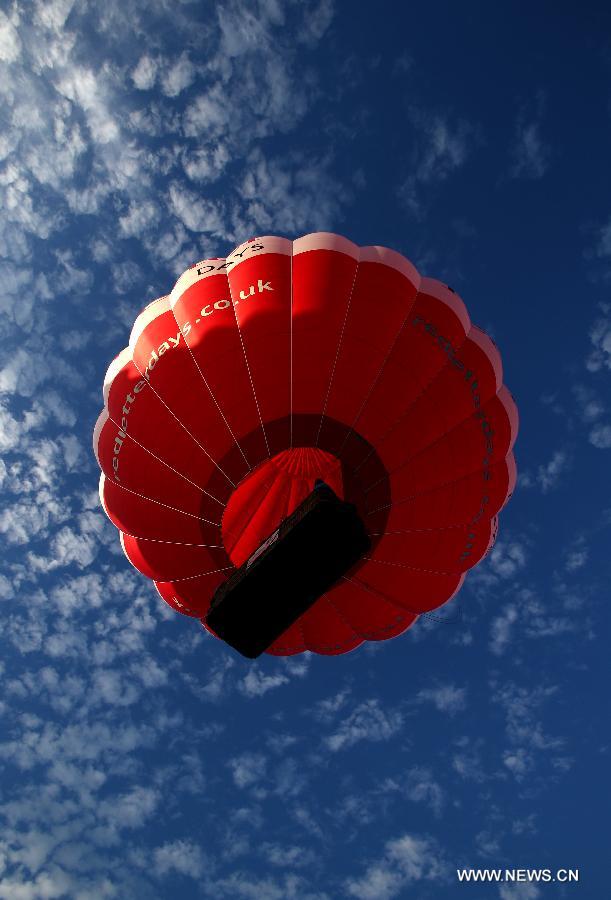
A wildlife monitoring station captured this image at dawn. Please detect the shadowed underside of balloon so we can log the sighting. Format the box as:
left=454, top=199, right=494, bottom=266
left=93, top=232, right=518, bottom=657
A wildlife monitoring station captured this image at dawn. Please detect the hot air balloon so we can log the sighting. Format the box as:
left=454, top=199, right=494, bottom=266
left=94, top=233, right=518, bottom=658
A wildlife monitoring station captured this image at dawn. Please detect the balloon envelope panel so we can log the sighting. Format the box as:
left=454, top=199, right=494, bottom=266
left=94, top=233, right=518, bottom=656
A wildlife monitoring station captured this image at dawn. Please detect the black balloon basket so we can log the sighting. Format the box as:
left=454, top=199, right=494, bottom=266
left=205, top=481, right=371, bottom=658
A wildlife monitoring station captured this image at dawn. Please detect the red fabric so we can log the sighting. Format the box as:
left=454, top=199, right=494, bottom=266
left=94, top=233, right=518, bottom=655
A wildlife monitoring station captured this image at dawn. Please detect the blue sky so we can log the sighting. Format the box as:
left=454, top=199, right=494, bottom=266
left=0, top=1, right=610, bottom=897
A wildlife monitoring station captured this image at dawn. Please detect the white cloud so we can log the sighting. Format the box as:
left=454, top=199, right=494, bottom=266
left=131, top=656, right=168, bottom=690
left=17, top=667, right=87, bottom=715
left=298, top=0, right=334, bottom=46
left=523, top=595, right=579, bottom=641
left=0, top=868, right=90, bottom=900
left=482, top=540, right=527, bottom=582
left=238, top=668, right=289, bottom=698
left=34, top=0, right=76, bottom=33
left=493, top=682, right=569, bottom=783
left=490, top=604, right=519, bottom=656
left=417, top=684, right=467, bottom=715
left=168, top=182, right=227, bottom=236
left=452, top=739, right=488, bottom=783
left=41, top=391, right=77, bottom=427
left=0, top=573, right=12, bottom=599
left=345, top=834, right=446, bottom=900
left=572, top=383, right=605, bottom=424
left=325, top=699, right=403, bottom=752
left=565, top=538, right=588, bottom=572
left=511, top=121, right=548, bottom=179
left=589, top=423, right=611, bottom=448
left=503, top=746, right=532, bottom=777
left=0, top=715, right=156, bottom=771
left=153, top=222, right=192, bottom=268
left=198, top=655, right=235, bottom=702
left=118, top=199, right=159, bottom=238
left=97, top=785, right=159, bottom=831
left=182, top=144, right=230, bottom=183
left=54, top=249, right=94, bottom=296
left=0, top=492, right=66, bottom=545
left=58, top=433, right=84, bottom=470
left=207, top=870, right=328, bottom=899
left=475, top=829, right=501, bottom=857
left=381, top=767, right=444, bottom=817
left=281, top=654, right=310, bottom=679
left=495, top=541, right=527, bottom=577
left=132, top=54, right=158, bottom=90
left=55, top=66, right=119, bottom=145
left=261, top=842, right=314, bottom=868
left=161, top=54, right=195, bottom=98
left=0, top=10, right=21, bottom=63
left=153, top=839, right=205, bottom=878
left=586, top=309, right=611, bottom=371
left=28, top=523, right=99, bottom=572
left=228, top=752, right=267, bottom=789
left=111, top=259, right=142, bottom=294
left=536, top=450, right=568, bottom=492
left=401, top=112, right=472, bottom=215
left=92, top=669, right=140, bottom=707
left=311, top=688, right=351, bottom=722
left=24, top=120, right=86, bottom=190
left=488, top=586, right=578, bottom=655
left=183, top=84, right=230, bottom=138
left=236, top=149, right=349, bottom=236
left=270, top=758, right=306, bottom=799
left=217, top=4, right=276, bottom=58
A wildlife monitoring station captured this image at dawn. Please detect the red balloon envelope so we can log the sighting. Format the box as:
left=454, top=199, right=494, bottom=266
left=94, top=233, right=518, bottom=656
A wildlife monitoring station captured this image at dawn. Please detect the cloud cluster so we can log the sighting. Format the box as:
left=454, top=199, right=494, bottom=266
left=345, top=833, right=447, bottom=900
left=400, top=111, right=474, bottom=215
